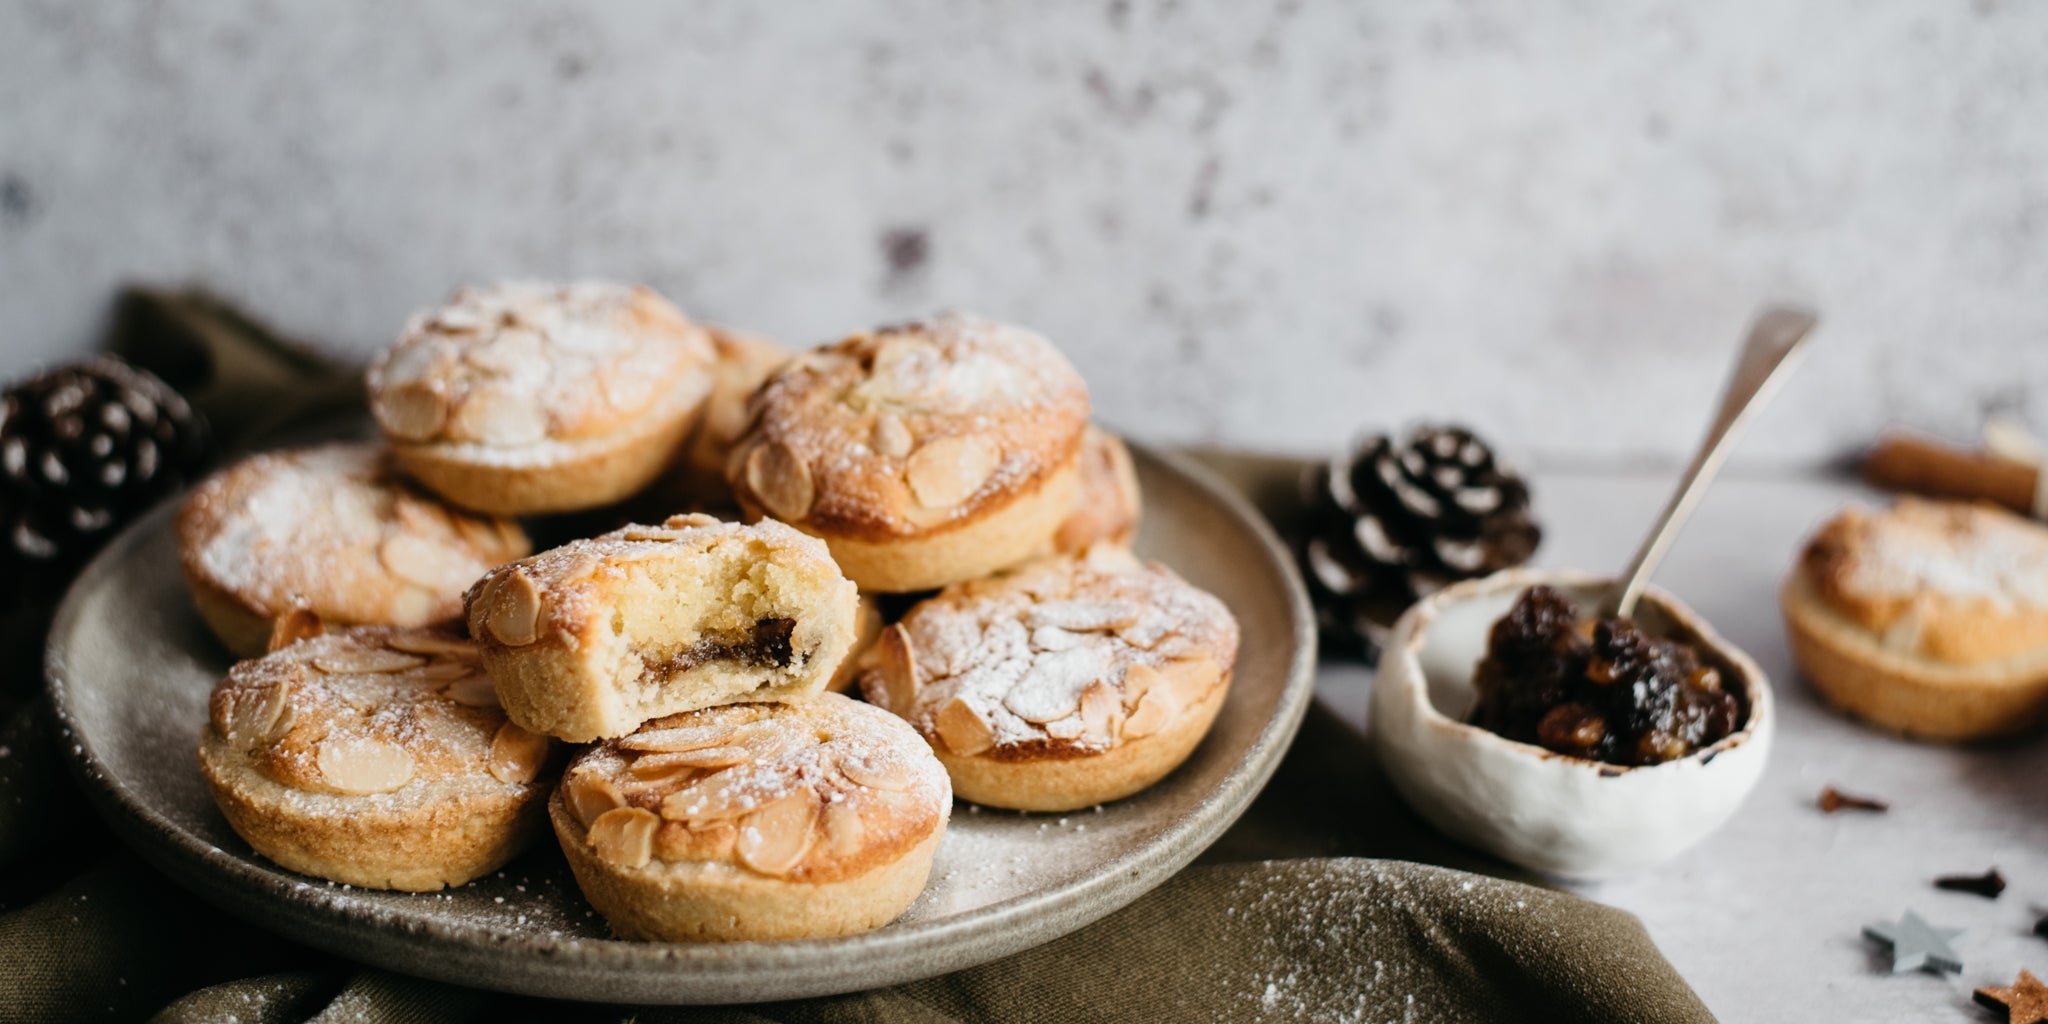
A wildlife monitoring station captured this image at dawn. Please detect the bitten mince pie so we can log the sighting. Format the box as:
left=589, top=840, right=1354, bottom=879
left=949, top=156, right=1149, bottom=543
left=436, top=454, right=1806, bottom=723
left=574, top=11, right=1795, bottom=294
left=466, top=515, right=858, bottom=742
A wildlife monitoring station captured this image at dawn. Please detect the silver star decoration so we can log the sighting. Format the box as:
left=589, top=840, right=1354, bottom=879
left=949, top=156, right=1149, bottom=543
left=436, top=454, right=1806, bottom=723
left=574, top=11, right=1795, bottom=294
left=1863, top=910, right=1966, bottom=974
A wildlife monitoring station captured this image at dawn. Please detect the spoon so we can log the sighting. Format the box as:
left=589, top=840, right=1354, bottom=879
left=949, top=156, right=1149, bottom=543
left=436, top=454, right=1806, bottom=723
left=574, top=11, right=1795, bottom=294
left=1604, top=306, right=1819, bottom=619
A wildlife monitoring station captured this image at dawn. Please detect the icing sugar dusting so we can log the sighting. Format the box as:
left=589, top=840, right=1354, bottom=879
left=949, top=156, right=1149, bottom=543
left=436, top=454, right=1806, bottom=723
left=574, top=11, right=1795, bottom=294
left=1840, top=500, right=2048, bottom=609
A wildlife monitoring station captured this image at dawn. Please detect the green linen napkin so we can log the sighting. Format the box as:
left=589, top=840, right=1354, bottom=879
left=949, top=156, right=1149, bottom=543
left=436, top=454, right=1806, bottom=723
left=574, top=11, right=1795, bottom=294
left=0, top=293, right=1718, bottom=1023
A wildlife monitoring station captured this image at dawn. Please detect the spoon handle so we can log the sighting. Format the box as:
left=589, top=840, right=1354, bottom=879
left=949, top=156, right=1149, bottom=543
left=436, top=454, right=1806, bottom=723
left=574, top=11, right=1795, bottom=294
left=1607, top=307, right=1820, bottom=619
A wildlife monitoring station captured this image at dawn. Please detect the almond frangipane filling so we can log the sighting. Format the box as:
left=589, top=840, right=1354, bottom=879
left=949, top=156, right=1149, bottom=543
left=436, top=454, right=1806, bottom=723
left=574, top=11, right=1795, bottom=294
left=209, top=628, right=549, bottom=797
left=862, top=546, right=1239, bottom=758
left=563, top=697, right=947, bottom=882
left=727, top=313, right=1090, bottom=535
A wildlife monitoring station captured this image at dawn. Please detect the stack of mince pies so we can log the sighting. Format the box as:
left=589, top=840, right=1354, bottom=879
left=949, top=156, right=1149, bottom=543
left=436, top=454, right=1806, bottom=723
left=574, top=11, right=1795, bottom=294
left=180, top=281, right=1239, bottom=942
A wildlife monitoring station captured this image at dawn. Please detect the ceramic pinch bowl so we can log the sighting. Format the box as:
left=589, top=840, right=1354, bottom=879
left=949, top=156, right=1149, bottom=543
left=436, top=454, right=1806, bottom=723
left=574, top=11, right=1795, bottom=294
left=1370, top=567, right=1774, bottom=879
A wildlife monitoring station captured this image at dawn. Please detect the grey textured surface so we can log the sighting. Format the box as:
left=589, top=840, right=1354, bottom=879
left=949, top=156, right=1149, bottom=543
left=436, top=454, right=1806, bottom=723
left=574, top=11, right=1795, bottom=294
left=1319, top=470, right=2048, bottom=1023
left=5, top=1, right=2048, bottom=466
left=45, top=446, right=1316, bottom=1004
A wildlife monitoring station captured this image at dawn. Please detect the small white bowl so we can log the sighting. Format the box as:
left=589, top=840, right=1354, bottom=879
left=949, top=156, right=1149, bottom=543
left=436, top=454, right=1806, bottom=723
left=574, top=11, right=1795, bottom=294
left=1370, top=567, right=1773, bottom=878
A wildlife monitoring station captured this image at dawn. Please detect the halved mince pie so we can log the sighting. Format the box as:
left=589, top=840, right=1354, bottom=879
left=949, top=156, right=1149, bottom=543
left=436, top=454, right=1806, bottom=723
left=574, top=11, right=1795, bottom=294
left=465, top=515, right=858, bottom=742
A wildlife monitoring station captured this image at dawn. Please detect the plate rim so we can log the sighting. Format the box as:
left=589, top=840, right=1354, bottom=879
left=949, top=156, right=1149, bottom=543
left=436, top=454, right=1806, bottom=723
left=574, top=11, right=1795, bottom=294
left=45, top=441, right=1317, bottom=1004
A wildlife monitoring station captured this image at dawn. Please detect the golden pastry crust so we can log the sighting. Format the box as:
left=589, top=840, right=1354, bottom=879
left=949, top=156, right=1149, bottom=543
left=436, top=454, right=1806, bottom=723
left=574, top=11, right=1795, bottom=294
left=196, top=627, right=556, bottom=891
left=551, top=694, right=951, bottom=941
left=368, top=281, right=717, bottom=514
left=176, top=444, right=530, bottom=658
left=1786, top=499, right=2048, bottom=739
left=466, top=515, right=859, bottom=742
left=1050, top=426, right=1142, bottom=553
left=860, top=545, right=1239, bottom=811
left=725, top=313, right=1091, bottom=591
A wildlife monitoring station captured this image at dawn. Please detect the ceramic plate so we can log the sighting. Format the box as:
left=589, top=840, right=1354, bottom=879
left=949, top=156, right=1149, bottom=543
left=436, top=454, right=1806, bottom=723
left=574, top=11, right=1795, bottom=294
left=45, top=445, right=1314, bottom=1004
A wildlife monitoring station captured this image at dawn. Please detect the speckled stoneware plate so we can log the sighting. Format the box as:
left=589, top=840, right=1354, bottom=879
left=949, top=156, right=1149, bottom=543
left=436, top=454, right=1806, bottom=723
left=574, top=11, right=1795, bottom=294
left=46, top=444, right=1314, bottom=1005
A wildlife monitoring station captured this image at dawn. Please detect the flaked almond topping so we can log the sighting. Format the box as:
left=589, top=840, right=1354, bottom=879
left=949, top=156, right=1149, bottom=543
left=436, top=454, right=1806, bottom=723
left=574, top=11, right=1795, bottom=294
left=1003, top=645, right=1111, bottom=723
left=266, top=606, right=325, bottom=653
left=451, top=388, right=548, bottom=446
left=565, top=771, right=624, bottom=828
left=379, top=533, right=480, bottom=591
left=838, top=756, right=914, bottom=792
left=487, top=722, right=551, bottom=785
left=661, top=513, right=722, bottom=530
left=660, top=770, right=759, bottom=823
left=385, top=632, right=480, bottom=659
left=619, top=527, right=680, bottom=543
left=736, top=787, right=820, bottom=876
left=1046, top=716, right=1086, bottom=739
left=587, top=806, right=659, bottom=869
left=871, top=624, right=923, bottom=712
left=441, top=672, right=499, bottom=707
left=1122, top=688, right=1179, bottom=739
left=634, top=745, right=750, bottom=769
left=936, top=697, right=996, bottom=756
left=905, top=433, right=1001, bottom=509
left=620, top=722, right=738, bottom=754
left=1080, top=679, right=1122, bottom=745
left=599, top=363, right=662, bottom=415
left=1157, top=656, right=1222, bottom=705
left=1029, top=626, right=1085, bottom=652
left=460, top=328, right=546, bottom=375
left=311, top=647, right=427, bottom=676
left=415, top=660, right=477, bottom=681
left=221, top=682, right=293, bottom=751
left=822, top=800, right=866, bottom=857
left=627, top=752, right=708, bottom=778
left=484, top=570, right=542, bottom=646
left=315, top=736, right=416, bottom=794
left=746, top=440, right=815, bottom=521
left=872, top=413, right=914, bottom=458
left=1026, top=600, right=1142, bottom=633
left=378, top=381, right=449, bottom=441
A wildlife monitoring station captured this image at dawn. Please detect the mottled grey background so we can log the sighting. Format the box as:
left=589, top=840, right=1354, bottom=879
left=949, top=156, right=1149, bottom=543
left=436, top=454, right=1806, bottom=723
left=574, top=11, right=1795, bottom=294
left=4, top=1, right=2046, bottom=468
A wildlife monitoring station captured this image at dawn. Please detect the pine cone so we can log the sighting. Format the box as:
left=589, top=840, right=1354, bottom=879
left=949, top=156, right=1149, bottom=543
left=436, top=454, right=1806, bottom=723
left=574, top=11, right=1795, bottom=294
left=1, top=356, right=212, bottom=588
left=1298, top=425, right=1540, bottom=659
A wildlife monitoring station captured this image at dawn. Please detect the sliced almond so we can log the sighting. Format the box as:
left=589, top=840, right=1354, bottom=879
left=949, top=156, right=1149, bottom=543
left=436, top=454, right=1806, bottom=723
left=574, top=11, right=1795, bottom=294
left=634, top=745, right=750, bottom=769
left=1158, top=656, right=1222, bottom=705
left=598, top=363, right=662, bottom=415
left=628, top=752, right=709, bottom=778
left=620, top=722, right=738, bottom=754
left=619, top=527, right=680, bottom=543
left=461, top=327, right=546, bottom=375
left=662, top=513, right=722, bottom=530
left=379, top=533, right=480, bottom=592
left=870, top=624, right=923, bottom=712
left=1121, top=688, right=1179, bottom=739
left=587, top=806, right=659, bottom=869
left=905, top=433, right=1001, bottom=509
left=838, top=755, right=914, bottom=792
left=441, top=672, right=499, bottom=707
left=1079, top=679, right=1122, bottom=745
left=415, top=659, right=478, bottom=681
left=872, top=413, right=914, bottom=458
left=450, top=388, right=547, bottom=446
left=1045, top=715, right=1085, bottom=740
left=660, top=770, right=759, bottom=823
left=935, top=697, right=996, bottom=756
left=745, top=440, right=815, bottom=521
left=1122, top=663, right=1164, bottom=704
left=220, top=682, right=292, bottom=751
left=386, top=632, right=479, bottom=659
left=378, top=380, right=448, bottom=441
left=315, top=736, right=415, bottom=794
left=312, top=647, right=427, bottom=676
left=1026, top=600, right=1142, bottom=633
left=564, top=771, right=624, bottom=828
left=266, top=607, right=324, bottom=653
left=483, top=570, right=542, bottom=646
left=821, top=800, right=866, bottom=857
left=487, top=722, right=551, bottom=785
left=736, top=787, right=820, bottom=876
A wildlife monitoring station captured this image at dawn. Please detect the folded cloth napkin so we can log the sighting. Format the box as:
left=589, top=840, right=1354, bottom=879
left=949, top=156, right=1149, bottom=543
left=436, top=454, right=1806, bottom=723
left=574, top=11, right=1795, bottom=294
left=0, top=293, right=1718, bottom=1023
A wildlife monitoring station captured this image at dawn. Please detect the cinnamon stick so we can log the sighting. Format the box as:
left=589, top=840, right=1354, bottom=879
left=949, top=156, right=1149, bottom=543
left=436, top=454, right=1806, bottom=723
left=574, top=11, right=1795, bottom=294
left=1862, top=431, right=2039, bottom=515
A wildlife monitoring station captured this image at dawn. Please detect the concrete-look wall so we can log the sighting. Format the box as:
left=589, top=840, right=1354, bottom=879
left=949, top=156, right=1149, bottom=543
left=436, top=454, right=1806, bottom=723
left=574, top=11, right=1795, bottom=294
left=4, top=1, right=2045, bottom=467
